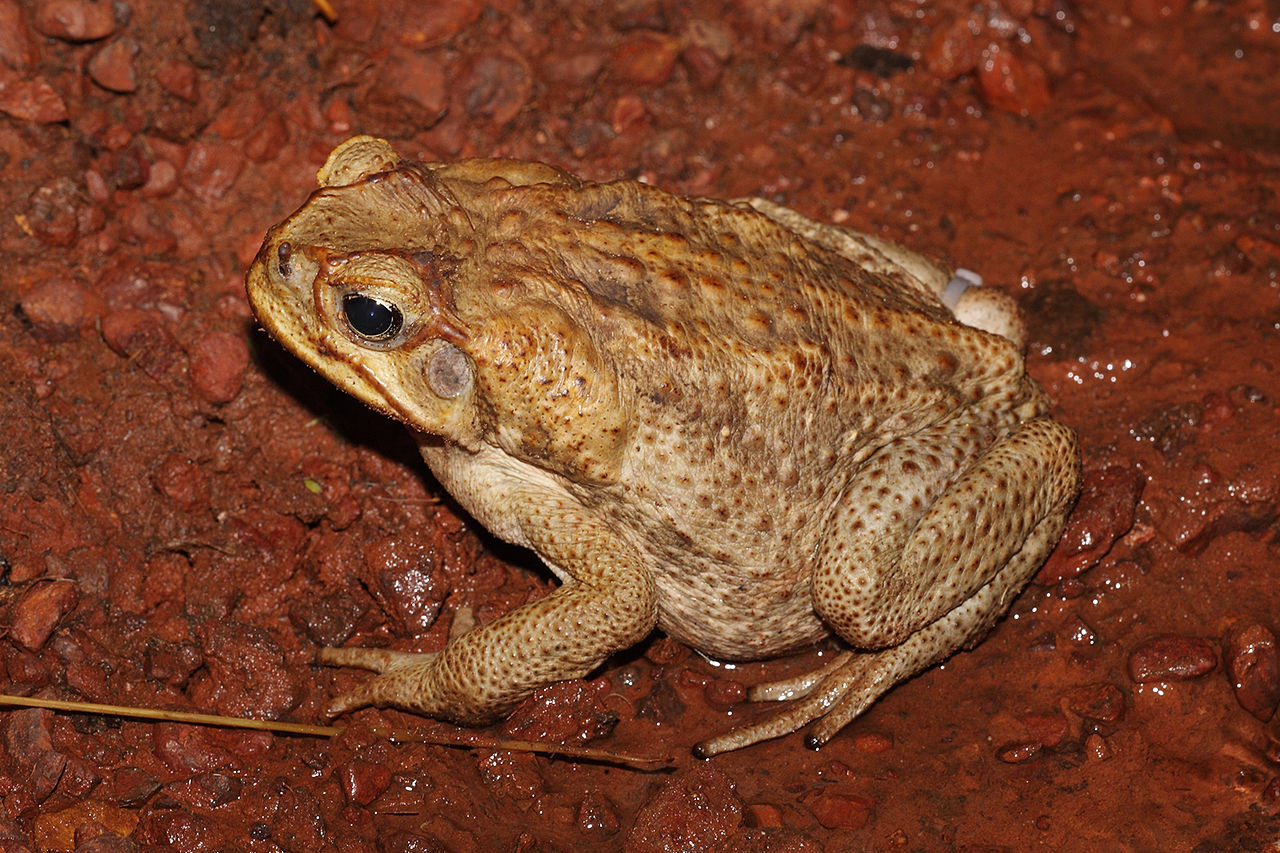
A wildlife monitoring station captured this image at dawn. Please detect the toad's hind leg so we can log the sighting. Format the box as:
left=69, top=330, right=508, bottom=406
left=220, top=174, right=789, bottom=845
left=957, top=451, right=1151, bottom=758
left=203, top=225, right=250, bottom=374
left=694, top=416, right=1079, bottom=756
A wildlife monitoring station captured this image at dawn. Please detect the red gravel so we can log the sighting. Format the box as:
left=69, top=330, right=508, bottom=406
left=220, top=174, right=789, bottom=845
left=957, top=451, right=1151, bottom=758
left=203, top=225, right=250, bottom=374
left=2, top=0, right=1279, bottom=849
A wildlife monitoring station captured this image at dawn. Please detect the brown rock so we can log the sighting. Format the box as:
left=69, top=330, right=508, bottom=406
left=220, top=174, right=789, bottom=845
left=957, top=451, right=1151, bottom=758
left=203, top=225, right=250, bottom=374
left=611, top=94, right=647, bottom=134
left=577, top=789, right=621, bottom=839
left=1127, top=634, right=1218, bottom=683
left=977, top=42, right=1051, bottom=116
left=361, top=531, right=451, bottom=633
left=107, top=767, right=162, bottom=807
left=142, top=640, right=202, bottom=688
left=182, top=141, right=244, bottom=202
left=87, top=37, right=138, bottom=93
left=32, top=0, right=117, bottom=41
left=23, top=177, right=90, bottom=246
left=100, top=309, right=186, bottom=383
left=1036, top=466, right=1145, bottom=584
left=187, top=329, right=249, bottom=404
left=340, top=759, right=393, bottom=807
left=207, top=91, right=266, bottom=140
left=1224, top=622, right=1280, bottom=720
left=614, top=31, right=681, bottom=86
left=243, top=111, right=290, bottom=163
left=156, top=58, right=198, bottom=102
left=385, top=48, right=448, bottom=115
left=19, top=278, right=102, bottom=340
left=805, top=791, right=874, bottom=829
left=705, top=677, right=746, bottom=709
left=10, top=580, right=79, bottom=652
left=120, top=199, right=176, bottom=254
left=3, top=708, right=66, bottom=808
left=0, top=71, right=68, bottom=124
left=925, top=16, right=982, bottom=80
left=140, top=158, right=179, bottom=197
left=625, top=766, right=743, bottom=852
left=0, top=0, right=38, bottom=71
left=996, top=740, right=1043, bottom=763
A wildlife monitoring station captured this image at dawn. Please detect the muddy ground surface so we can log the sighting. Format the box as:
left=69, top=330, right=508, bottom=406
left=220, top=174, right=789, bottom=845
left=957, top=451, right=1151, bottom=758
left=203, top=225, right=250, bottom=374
left=1, top=0, right=1278, bottom=850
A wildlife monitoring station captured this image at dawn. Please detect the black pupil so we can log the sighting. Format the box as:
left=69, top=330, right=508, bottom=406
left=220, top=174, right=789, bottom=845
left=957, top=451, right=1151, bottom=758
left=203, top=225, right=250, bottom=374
left=343, top=293, right=402, bottom=340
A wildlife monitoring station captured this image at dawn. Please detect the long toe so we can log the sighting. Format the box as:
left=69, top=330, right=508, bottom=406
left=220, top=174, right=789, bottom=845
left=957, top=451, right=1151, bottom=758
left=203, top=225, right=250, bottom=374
left=324, top=682, right=383, bottom=719
left=748, top=652, right=853, bottom=702
left=318, top=646, right=437, bottom=674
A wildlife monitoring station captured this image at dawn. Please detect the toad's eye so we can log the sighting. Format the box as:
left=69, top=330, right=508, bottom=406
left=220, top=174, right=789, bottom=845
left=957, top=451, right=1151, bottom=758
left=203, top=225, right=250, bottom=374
left=342, top=293, right=403, bottom=341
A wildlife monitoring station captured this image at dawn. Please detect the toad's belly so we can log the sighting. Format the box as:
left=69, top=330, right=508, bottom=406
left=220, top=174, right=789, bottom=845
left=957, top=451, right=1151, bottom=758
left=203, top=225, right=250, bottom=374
left=653, top=570, right=830, bottom=661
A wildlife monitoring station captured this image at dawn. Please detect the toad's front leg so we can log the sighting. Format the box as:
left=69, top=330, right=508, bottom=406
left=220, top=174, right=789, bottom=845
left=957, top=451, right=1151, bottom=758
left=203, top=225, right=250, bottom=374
left=319, top=512, right=658, bottom=724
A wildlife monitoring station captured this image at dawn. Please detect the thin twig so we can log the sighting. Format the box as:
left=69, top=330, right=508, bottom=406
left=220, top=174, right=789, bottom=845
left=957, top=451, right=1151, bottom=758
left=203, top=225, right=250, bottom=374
left=0, top=695, right=676, bottom=771
left=0, top=694, right=339, bottom=736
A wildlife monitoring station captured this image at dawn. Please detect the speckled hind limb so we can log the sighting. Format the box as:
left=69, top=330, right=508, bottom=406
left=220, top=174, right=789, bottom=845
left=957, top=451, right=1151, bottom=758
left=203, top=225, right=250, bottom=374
left=695, top=417, right=1079, bottom=756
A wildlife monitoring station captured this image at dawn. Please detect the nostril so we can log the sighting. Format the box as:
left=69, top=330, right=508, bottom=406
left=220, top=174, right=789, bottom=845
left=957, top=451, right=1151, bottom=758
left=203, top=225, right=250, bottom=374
left=277, top=241, right=293, bottom=278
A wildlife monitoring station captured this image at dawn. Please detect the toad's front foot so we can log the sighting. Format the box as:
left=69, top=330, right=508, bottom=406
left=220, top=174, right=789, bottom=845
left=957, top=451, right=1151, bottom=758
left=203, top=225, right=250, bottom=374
left=317, top=646, right=445, bottom=720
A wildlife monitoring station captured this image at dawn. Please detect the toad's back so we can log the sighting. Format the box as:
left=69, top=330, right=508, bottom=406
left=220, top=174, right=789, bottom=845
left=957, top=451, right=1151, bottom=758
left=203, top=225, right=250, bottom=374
left=419, top=167, right=1041, bottom=655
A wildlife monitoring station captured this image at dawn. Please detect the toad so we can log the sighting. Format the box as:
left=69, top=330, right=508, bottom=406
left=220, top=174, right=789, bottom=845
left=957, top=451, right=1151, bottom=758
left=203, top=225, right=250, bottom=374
left=246, top=136, right=1080, bottom=755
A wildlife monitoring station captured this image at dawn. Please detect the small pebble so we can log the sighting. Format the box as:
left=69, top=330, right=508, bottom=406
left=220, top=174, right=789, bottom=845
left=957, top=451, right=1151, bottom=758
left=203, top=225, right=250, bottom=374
left=151, top=722, right=237, bottom=775
left=182, top=140, right=245, bottom=202
left=32, top=0, right=118, bottom=41
left=1085, top=733, right=1111, bottom=761
left=243, top=112, right=290, bottom=163
left=0, top=74, right=68, bottom=122
left=2, top=708, right=67, bottom=806
left=704, top=677, right=746, bottom=709
left=362, top=533, right=450, bottom=633
left=1223, top=622, right=1280, bottom=720
left=107, top=767, right=161, bottom=807
left=10, top=580, right=79, bottom=652
left=156, top=57, right=198, bottom=102
left=0, top=0, right=39, bottom=71
left=458, top=53, right=531, bottom=127
left=924, top=16, right=982, bottom=80
left=997, top=740, right=1043, bottom=763
left=613, top=32, right=680, bottom=86
left=19, top=279, right=101, bottom=340
left=1036, top=466, right=1145, bottom=584
left=626, top=766, right=742, bottom=850
left=1127, top=634, right=1218, bottom=683
left=577, top=789, right=621, bottom=837
left=187, top=330, right=249, bottom=404
left=744, top=802, right=784, bottom=828
left=977, top=42, right=1050, bottom=116
left=340, top=759, right=393, bottom=807
left=87, top=37, right=137, bottom=92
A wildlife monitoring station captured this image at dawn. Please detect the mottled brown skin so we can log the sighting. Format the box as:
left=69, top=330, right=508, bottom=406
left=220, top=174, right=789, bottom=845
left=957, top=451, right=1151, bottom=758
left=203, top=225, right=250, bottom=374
left=246, top=136, right=1081, bottom=755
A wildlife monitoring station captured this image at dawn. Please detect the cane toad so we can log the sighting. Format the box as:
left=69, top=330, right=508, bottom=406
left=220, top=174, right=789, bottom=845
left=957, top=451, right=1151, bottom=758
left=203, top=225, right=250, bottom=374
left=246, top=136, right=1080, bottom=755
